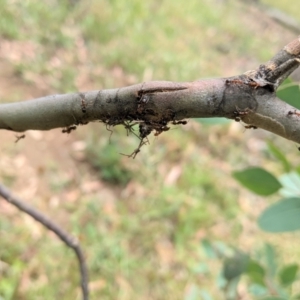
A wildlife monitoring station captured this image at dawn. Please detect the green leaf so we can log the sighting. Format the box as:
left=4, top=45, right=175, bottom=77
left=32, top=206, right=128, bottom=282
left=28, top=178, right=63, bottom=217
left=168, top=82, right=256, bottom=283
left=248, top=283, right=268, bottom=296
left=267, top=141, right=291, bottom=173
left=279, top=264, right=298, bottom=286
left=246, top=260, right=266, bottom=286
left=279, top=172, right=300, bottom=198
left=264, top=243, right=277, bottom=278
left=258, top=198, right=300, bottom=232
left=233, top=167, right=281, bottom=196
left=213, top=241, right=233, bottom=258
left=223, top=251, right=249, bottom=281
left=201, top=239, right=217, bottom=259
left=277, top=78, right=300, bottom=110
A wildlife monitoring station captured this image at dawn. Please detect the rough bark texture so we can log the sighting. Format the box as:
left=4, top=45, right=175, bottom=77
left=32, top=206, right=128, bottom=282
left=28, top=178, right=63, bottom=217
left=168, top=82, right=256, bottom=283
left=1, top=36, right=300, bottom=144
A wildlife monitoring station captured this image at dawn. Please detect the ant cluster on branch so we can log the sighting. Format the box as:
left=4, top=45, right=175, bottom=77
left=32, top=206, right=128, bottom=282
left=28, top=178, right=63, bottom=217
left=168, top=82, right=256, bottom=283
left=232, top=107, right=257, bottom=130
left=119, top=119, right=188, bottom=159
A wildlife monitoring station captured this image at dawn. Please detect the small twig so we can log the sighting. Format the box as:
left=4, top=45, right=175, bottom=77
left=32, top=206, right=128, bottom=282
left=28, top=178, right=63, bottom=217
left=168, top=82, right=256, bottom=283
left=0, top=183, right=89, bottom=300
left=120, top=138, right=149, bottom=159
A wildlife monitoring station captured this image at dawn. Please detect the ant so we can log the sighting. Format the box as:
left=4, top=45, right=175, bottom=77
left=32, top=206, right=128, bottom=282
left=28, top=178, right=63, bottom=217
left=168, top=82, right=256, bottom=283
left=287, top=110, right=300, bottom=117
left=172, top=120, right=188, bottom=125
left=139, top=123, right=153, bottom=139
left=232, top=107, right=251, bottom=122
left=62, top=125, right=77, bottom=134
left=244, top=125, right=257, bottom=129
left=15, top=134, right=25, bottom=143
left=154, top=126, right=170, bottom=136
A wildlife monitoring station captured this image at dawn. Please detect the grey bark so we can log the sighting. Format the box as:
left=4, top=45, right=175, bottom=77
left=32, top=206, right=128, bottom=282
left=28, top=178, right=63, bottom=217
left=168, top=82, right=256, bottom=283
left=1, top=36, right=300, bottom=144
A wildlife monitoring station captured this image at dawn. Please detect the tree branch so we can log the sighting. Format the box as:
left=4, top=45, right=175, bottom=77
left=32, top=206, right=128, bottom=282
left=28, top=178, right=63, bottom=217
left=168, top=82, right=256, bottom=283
left=0, top=183, right=89, bottom=300
left=1, top=37, right=300, bottom=144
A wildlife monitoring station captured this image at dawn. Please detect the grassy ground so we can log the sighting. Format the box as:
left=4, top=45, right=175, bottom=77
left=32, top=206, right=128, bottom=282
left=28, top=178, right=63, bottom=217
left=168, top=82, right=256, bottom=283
left=1, top=0, right=300, bottom=299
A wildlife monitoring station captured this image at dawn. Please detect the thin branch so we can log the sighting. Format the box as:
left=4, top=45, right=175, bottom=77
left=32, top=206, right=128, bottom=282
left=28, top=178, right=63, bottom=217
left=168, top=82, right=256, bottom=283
left=0, top=183, right=89, bottom=300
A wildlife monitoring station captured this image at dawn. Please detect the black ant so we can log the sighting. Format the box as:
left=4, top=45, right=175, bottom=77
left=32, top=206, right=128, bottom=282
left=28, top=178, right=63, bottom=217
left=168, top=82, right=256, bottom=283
left=244, top=125, right=257, bottom=129
left=15, top=134, right=25, bottom=143
left=232, top=107, right=252, bottom=122
left=287, top=110, right=300, bottom=117
left=139, top=123, right=153, bottom=139
left=62, top=125, right=77, bottom=134
left=172, top=120, right=188, bottom=125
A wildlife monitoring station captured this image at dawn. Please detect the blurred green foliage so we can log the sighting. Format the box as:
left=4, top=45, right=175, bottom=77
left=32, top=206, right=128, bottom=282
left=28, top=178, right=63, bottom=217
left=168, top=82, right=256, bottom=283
left=196, top=240, right=300, bottom=299
left=228, top=81, right=300, bottom=298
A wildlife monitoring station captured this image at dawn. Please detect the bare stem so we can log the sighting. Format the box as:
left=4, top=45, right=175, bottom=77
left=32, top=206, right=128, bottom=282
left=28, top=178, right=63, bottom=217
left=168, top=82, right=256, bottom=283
left=0, top=183, right=89, bottom=300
